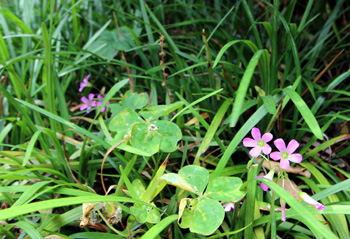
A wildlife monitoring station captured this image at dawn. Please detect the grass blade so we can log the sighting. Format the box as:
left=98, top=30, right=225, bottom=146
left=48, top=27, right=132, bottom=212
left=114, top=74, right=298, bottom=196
left=282, top=87, right=323, bottom=140
left=229, top=50, right=268, bottom=127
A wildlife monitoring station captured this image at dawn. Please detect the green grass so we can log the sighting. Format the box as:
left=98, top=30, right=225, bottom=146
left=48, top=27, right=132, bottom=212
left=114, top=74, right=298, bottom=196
left=0, top=0, right=350, bottom=238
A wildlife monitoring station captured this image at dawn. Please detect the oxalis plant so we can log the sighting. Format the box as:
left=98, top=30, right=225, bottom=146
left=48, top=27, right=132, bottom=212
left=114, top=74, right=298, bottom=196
left=160, top=165, right=246, bottom=235
left=78, top=88, right=184, bottom=227
left=108, top=92, right=183, bottom=156
left=77, top=78, right=327, bottom=235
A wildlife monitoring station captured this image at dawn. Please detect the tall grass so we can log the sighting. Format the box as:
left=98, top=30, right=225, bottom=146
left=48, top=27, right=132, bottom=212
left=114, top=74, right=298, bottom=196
left=0, top=0, right=350, bottom=238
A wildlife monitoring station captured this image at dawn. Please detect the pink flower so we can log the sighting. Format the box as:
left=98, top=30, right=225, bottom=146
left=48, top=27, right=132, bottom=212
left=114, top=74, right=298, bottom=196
left=223, top=203, right=235, bottom=212
left=270, top=139, right=302, bottom=169
left=299, top=192, right=325, bottom=211
left=280, top=198, right=286, bottom=221
left=256, top=169, right=275, bottom=191
left=80, top=93, right=96, bottom=113
left=79, top=74, right=91, bottom=92
left=243, top=128, right=273, bottom=157
left=95, top=94, right=110, bottom=113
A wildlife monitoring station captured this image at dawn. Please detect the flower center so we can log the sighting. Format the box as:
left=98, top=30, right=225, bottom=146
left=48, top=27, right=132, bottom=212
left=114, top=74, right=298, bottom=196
left=257, top=140, right=265, bottom=147
left=281, top=152, right=289, bottom=159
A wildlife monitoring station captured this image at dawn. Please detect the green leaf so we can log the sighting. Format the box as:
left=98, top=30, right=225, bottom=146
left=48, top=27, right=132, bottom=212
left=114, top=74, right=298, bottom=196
left=160, top=173, right=197, bottom=194
left=140, top=102, right=183, bottom=121
left=179, top=165, right=209, bottom=195
left=130, top=203, right=160, bottom=224
left=71, top=232, right=124, bottom=239
left=212, top=40, right=259, bottom=68
left=229, top=50, right=268, bottom=127
left=109, top=108, right=144, bottom=133
left=193, top=99, right=231, bottom=165
left=122, top=90, right=149, bottom=110
left=12, top=221, right=43, bottom=239
left=160, top=165, right=209, bottom=195
left=282, top=87, right=323, bottom=140
left=154, top=121, right=182, bottom=152
left=261, top=95, right=277, bottom=114
left=179, top=197, right=225, bottom=235
left=86, top=27, right=142, bottom=58
left=129, top=122, right=160, bottom=155
left=140, top=214, right=178, bottom=239
left=127, top=121, right=182, bottom=155
left=0, top=196, right=136, bottom=221
left=205, top=177, right=246, bottom=202
left=132, top=179, right=146, bottom=198
left=259, top=21, right=272, bottom=38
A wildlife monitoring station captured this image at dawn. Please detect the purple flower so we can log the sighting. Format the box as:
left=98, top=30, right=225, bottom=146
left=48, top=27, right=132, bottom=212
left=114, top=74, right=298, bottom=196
left=80, top=93, right=96, bottom=113
left=78, top=74, right=91, bottom=92
left=243, top=128, right=273, bottom=157
left=270, top=139, right=302, bottom=169
left=299, top=192, right=325, bottom=211
left=95, top=94, right=110, bottom=113
left=256, top=169, right=275, bottom=191
left=223, top=203, right=235, bottom=212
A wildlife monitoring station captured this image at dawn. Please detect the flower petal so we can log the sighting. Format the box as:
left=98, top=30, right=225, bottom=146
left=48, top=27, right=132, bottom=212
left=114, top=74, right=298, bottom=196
left=260, top=182, right=268, bottom=191
left=299, top=192, right=325, bottom=211
left=88, top=93, right=95, bottom=101
left=223, top=203, right=235, bottom=212
left=81, top=96, right=88, bottom=103
left=251, top=127, right=261, bottom=141
left=256, top=176, right=269, bottom=191
left=249, top=147, right=262, bottom=157
left=274, top=138, right=286, bottom=152
left=78, top=75, right=91, bottom=92
left=80, top=105, right=88, bottom=111
left=270, top=152, right=281, bottom=161
left=315, top=203, right=325, bottom=211
left=280, top=158, right=290, bottom=169
left=281, top=200, right=286, bottom=221
left=84, top=74, right=91, bottom=81
left=262, top=132, right=273, bottom=142
left=243, top=138, right=257, bottom=147
left=286, top=139, right=299, bottom=154
left=288, top=153, right=302, bottom=163
left=262, top=144, right=272, bottom=155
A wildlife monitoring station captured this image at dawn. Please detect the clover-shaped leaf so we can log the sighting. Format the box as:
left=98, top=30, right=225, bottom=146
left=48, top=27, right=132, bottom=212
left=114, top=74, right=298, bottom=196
left=178, top=197, right=224, bottom=235
left=139, top=102, right=183, bottom=121
left=122, top=91, right=148, bottom=110
left=160, top=165, right=209, bottom=195
left=129, top=122, right=161, bottom=155
left=153, top=120, right=182, bottom=153
left=205, top=177, right=246, bottom=202
left=160, top=173, right=197, bottom=194
left=178, top=165, right=208, bottom=195
left=132, top=179, right=146, bottom=198
left=109, top=108, right=143, bottom=133
left=129, top=121, right=181, bottom=155
left=130, top=203, right=160, bottom=224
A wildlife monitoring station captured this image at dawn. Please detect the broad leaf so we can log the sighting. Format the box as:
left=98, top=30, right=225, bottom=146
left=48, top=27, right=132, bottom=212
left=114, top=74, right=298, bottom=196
left=154, top=121, right=182, bottom=152
left=130, top=203, right=160, bottom=224
left=109, top=108, right=144, bottom=133
left=129, top=122, right=161, bottom=155
left=139, top=102, right=183, bottom=121
left=205, top=177, right=246, bottom=202
left=178, top=165, right=208, bottom=195
left=178, top=196, right=225, bottom=235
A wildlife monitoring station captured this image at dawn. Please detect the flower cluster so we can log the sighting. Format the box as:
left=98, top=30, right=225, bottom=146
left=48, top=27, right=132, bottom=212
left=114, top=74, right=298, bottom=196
left=78, top=75, right=110, bottom=113
left=243, top=127, right=325, bottom=221
left=243, top=127, right=302, bottom=169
